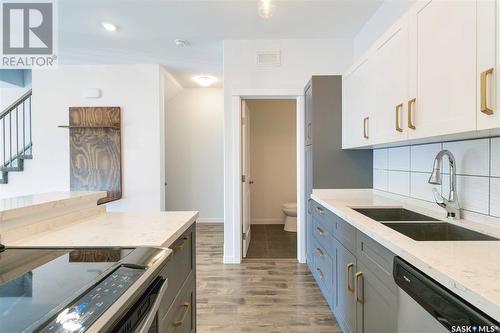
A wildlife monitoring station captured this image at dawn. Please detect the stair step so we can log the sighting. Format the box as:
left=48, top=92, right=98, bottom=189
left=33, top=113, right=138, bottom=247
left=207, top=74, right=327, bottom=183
left=0, top=167, right=23, bottom=172
left=18, top=154, right=33, bottom=159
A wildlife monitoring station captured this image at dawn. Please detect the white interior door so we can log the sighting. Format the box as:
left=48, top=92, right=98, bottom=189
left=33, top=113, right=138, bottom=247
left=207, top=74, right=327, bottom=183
left=241, top=100, right=251, bottom=258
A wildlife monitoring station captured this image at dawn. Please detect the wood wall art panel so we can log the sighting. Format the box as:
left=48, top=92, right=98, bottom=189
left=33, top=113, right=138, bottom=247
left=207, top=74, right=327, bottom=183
left=68, top=107, right=121, bottom=204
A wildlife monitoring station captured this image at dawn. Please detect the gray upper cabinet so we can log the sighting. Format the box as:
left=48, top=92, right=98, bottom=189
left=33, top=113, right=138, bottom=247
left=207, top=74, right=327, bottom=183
left=305, top=84, right=313, bottom=146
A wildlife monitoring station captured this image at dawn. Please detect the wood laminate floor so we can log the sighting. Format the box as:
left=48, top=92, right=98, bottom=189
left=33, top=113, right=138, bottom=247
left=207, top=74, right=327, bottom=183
left=196, top=223, right=341, bottom=333
left=246, top=224, right=297, bottom=259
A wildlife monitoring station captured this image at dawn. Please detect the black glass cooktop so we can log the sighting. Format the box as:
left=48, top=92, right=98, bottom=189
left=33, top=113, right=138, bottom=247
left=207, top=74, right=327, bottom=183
left=0, top=247, right=135, bottom=333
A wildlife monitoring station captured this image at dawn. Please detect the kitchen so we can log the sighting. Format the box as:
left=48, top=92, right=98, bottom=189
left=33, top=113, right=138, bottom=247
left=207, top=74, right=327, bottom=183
left=0, top=0, right=499, bottom=333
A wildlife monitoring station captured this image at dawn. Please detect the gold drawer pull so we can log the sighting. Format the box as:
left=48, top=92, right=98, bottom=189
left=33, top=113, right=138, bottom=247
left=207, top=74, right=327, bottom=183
left=173, top=236, right=189, bottom=253
left=316, top=247, right=324, bottom=257
left=315, top=227, right=325, bottom=236
left=363, top=117, right=369, bottom=139
left=408, top=98, right=416, bottom=129
left=355, top=272, right=364, bottom=304
left=481, top=68, right=494, bottom=115
left=346, top=262, right=354, bottom=293
left=316, top=268, right=324, bottom=279
left=173, top=301, right=191, bottom=327
left=315, top=206, right=324, bottom=215
left=395, top=103, right=403, bottom=132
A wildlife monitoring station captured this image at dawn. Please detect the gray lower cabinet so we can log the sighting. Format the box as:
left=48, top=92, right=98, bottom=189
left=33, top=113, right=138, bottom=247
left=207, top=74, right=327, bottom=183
left=335, top=243, right=357, bottom=333
left=305, top=145, right=313, bottom=268
left=157, top=224, right=196, bottom=333
left=308, top=200, right=398, bottom=333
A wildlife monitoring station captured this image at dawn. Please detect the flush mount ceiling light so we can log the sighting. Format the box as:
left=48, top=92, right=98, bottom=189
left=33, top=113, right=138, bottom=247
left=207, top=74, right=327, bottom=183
left=258, top=0, right=276, bottom=19
left=174, top=39, right=190, bottom=47
left=101, top=22, right=117, bottom=32
left=193, top=75, right=217, bottom=87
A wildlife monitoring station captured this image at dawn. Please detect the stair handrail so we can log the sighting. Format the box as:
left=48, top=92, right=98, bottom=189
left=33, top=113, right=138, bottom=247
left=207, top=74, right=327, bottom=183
left=0, top=88, right=32, bottom=119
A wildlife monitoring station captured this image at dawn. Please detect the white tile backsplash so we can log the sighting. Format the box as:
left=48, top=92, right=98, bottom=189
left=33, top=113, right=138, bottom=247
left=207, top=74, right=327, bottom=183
left=373, top=137, right=500, bottom=218
left=388, top=146, right=410, bottom=171
left=410, top=172, right=439, bottom=202
left=443, top=139, right=490, bottom=176
left=388, top=171, right=410, bottom=196
left=373, top=149, right=388, bottom=170
left=490, top=178, right=500, bottom=217
left=373, top=169, right=388, bottom=191
left=491, top=138, right=500, bottom=177
left=410, top=143, right=442, bottom=172
left=442, top=175, right=490, bottom=215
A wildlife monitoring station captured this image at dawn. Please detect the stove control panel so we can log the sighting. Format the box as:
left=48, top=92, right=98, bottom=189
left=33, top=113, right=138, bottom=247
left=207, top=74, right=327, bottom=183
left=39, top=266, right=144, bottom=333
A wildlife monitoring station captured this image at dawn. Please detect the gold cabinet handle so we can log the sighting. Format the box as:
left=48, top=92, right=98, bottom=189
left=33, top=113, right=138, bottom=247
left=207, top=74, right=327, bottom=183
left=355, top=272, right=364, bottom=304
left=315, top=206, right=324, bottom=215
left=307, top=198, right=312, bottom=214
left=346, top=262, right=354, bottom=293
left=316, top=247, right=324, bottom=257
left=173, top=236, right=189, bottom=253
left=395, top=103, right=403, bottom=132
left=408, top=98, right=416, bottom=129
left=316, top=268, right=324, bottom=279
left=363, top=117, right=369, bottom=139
left=481, top=68, right=494, bottom=115
left=173, top=301, right=191, bottom=327
left=315, top=227, right=324, bottom=236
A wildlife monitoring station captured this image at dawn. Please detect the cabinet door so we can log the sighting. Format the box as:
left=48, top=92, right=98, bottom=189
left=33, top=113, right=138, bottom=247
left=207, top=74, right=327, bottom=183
left=477, top=0, right=498, bottom=130
left=305, top=84, right=313, bottom=146
left=305, top=145, right=313, bottom=266
left=408, top=0, right=477, bottom=139
left=344, top=57, right=375, bottom=148
left=374, top=14, right=409, bottom=144
left=355, top=261, right=398, bottom=333
left=159, top=278, right=195, bottom=333
left=335, top=242, right=357, bottom=333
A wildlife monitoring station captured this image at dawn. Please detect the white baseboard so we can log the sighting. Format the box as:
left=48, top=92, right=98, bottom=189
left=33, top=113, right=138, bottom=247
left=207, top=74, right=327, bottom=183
left=196, top=218, right=224, bottom=224
left=223, top=255, right=241, bottom=264
left=251, top=218, right=284, bottom=225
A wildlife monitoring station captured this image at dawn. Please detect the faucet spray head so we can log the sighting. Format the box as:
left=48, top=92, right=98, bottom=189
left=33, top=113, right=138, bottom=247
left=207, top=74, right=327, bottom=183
left=428, top=168, right=442, bottom=185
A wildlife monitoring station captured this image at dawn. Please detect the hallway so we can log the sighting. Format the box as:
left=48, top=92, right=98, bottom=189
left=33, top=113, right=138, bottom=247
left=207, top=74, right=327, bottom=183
left=196, top=223, right=341, bottom=333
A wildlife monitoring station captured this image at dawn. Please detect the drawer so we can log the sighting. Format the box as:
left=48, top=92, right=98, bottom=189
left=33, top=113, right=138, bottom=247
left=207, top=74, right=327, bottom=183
left=312, top=217, right=335, bottom=256
left=334, top=215, right=356, bottom=254
left=159, top=225, right=195, bottom=317
left=311, top=200, right=335, bottom=235
left=311, top=237, right=334, bottom=309
left=160, top=273, right=196, bottom=333
left=356, top=231, right=397, bottom=293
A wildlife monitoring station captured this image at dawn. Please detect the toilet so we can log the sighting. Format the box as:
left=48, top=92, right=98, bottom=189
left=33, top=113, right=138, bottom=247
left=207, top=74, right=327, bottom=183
left=282, top=202, right=297, bottom=232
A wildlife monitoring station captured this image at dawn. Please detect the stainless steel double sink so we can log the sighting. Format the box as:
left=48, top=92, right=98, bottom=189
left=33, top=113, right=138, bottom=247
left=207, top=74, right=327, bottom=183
left=352, top=208, right=499, bottom=241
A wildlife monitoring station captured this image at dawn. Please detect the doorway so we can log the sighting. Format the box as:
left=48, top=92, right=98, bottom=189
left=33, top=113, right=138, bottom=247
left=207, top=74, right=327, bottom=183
left=241, top=99, right=297, bottom=259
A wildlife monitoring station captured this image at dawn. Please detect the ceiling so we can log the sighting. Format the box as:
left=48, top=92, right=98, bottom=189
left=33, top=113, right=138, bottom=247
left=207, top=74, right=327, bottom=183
left=58, top=0, right=383, bottom=88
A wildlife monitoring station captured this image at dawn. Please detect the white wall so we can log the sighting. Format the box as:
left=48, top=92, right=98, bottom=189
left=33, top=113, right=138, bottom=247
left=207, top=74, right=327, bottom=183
left=223, top=38, right=352, bottom=263
left=165, top=88, right=224, bottom=222
left=353, top=0, right=415, bottom=59
left=247, top=99, right=296, bottom=224
left=0, top=64, right=167, bottom=213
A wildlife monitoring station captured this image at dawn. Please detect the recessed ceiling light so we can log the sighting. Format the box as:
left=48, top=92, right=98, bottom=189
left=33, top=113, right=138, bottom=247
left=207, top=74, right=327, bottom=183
left=101, top=22, right=117, bottom=32
left=193, top=75, right=217, bottom=87
left=258, top=0, right=275, bottom=19
left=174, top=39, right=190, bottom=47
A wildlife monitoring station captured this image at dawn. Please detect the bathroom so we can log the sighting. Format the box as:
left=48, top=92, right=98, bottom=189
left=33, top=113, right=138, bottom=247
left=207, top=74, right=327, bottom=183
left=242, top=99, right=298, bottom=259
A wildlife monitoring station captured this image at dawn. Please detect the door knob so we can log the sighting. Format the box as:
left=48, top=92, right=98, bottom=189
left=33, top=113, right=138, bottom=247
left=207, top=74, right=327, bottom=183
left=249, top=180, right=254, bottom=184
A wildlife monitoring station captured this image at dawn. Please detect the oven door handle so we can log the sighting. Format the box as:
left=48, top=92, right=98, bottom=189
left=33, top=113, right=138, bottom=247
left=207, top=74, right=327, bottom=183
left=134, top=278, right=169, bottom=333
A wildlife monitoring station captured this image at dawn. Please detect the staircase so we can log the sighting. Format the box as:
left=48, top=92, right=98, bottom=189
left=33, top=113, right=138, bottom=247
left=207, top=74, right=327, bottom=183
left=0, top=89, right=32, bottom=184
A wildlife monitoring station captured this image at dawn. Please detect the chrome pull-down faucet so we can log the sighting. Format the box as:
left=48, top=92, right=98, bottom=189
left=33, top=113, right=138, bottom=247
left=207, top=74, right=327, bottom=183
left=428, top=149, right=461, bottom=219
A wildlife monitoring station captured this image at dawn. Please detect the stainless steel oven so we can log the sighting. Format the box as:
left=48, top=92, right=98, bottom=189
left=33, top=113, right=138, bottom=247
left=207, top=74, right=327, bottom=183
left=0, top=245, right=171, bottom=333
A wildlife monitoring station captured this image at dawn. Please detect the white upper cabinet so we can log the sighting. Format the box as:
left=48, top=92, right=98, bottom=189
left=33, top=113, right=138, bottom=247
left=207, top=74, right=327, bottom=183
left=373, top=14, right=410, bottom=144
left=343, top=55, right=375, bottom=149
left=342, top=0, right=500, bottom=148
left=477, top=0, right=498, bottom=130
left=408, top=0, right=477, bottom=139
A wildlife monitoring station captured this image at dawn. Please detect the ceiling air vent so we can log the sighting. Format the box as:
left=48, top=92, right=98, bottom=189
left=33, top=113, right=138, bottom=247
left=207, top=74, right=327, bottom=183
left=256, top=50, right=281, bottom=68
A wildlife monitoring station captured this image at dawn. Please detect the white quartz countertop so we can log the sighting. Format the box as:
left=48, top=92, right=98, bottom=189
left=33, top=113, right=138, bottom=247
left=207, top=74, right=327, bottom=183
left=0, top=191, right=106, bottom=221
left=311, top=189, right=500, bottom=322
left=7, top=211, right=199, bottom=249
